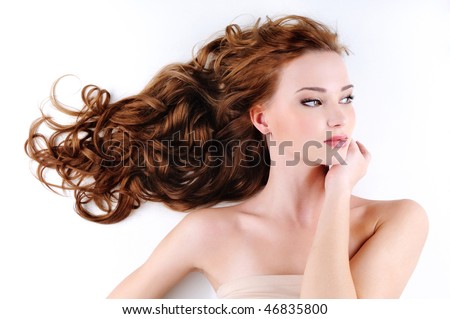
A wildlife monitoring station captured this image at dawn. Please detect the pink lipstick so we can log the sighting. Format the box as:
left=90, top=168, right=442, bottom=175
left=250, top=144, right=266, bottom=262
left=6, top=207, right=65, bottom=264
left=324, top=135, right=348, bottom=148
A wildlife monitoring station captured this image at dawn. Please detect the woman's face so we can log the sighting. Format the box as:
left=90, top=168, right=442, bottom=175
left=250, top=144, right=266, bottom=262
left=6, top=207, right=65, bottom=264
left=263, top=51, right=355, bottom=166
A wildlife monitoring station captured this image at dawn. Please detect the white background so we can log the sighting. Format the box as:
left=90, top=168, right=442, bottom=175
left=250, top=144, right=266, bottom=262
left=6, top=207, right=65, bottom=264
left=1, top=0, right=449, bottom=308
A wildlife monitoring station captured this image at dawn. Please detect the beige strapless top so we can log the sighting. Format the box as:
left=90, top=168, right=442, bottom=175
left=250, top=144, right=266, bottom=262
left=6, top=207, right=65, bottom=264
left=216, top=275, right=303, bottom=299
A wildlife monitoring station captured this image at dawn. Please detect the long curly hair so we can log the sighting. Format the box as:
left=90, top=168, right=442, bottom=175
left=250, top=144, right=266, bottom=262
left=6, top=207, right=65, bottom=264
left=25, top=15, right=347, bottom=224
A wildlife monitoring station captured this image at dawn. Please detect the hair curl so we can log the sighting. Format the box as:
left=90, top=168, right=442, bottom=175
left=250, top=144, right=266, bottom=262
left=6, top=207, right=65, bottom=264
left=25, top=15, right=347, bottom=224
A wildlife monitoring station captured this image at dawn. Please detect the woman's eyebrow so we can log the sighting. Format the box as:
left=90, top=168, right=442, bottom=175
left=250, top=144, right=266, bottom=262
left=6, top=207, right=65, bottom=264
left=296, top=84, right=354, bottom=93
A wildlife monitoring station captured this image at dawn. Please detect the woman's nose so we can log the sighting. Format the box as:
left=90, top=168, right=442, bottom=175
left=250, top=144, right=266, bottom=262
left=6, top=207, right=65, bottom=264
left=327, top=105, right=347, bottom=128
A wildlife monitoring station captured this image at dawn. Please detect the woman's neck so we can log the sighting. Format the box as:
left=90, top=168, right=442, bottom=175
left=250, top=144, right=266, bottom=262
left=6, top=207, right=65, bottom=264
left=241, top=164, right=328, bottom=225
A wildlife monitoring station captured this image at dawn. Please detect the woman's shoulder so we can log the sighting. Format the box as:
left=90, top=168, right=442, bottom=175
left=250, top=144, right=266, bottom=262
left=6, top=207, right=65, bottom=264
left=350, top=195, right=428, bottom=232
left=171, top=205, right=244, bottom=275
left=178, top=204, right=243, bottom=242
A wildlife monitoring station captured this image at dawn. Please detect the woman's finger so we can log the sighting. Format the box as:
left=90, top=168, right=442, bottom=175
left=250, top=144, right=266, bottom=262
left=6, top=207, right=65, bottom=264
left=355, top=140, right=371, bottom=161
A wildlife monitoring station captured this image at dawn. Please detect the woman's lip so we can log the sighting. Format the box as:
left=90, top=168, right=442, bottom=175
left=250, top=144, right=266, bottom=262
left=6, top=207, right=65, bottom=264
left=324, top=136, right=349, bottom=148
left=324, top=135, right=348, bottom=142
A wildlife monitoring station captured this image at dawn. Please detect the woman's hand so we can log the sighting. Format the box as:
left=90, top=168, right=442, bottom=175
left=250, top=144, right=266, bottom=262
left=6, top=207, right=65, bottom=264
left=325, top=139, right=371, bottom=192
left=301, top=139, right=370, bottom=298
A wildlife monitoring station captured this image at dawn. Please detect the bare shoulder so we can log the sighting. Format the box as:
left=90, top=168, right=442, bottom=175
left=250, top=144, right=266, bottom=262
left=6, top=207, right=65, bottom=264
left=349, top=196, right=428, bottom=297
left=174, top=205, right=241, bottom=256
left=351, top=195, right=428, bottom=231
left=182, top=205, right=239, bottom=237
left=176, top=205, right=242, bottom=282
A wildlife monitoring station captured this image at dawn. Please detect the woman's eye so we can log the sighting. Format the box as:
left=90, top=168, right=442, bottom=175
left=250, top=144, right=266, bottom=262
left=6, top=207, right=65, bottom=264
left=340, top=95, right=354, bottom=104
left=301, top=98, right=322, bottom=107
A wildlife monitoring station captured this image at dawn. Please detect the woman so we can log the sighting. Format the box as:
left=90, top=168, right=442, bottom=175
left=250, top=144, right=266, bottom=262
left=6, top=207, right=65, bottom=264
left=25, top=15, right=428, bottom=298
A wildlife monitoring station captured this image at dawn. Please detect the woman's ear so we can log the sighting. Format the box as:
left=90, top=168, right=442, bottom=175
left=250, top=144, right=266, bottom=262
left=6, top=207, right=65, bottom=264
left=249, top=104, right=270, bottom=134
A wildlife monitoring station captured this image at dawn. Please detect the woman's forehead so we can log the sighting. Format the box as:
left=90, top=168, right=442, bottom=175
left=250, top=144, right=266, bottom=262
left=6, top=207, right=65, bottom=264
left=279, top=51, right=349, bottom=89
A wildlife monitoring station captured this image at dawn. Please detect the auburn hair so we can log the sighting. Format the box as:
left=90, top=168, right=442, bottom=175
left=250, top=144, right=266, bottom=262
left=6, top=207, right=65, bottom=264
left=25, top=15, right=347, bottom=224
